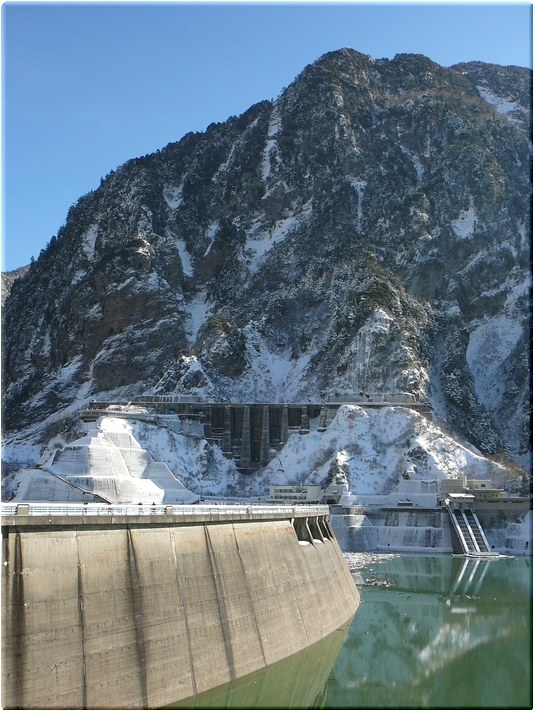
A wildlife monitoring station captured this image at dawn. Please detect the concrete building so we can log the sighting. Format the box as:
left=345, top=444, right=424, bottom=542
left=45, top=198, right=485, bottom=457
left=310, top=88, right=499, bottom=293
left=330, top=478, right=532, bottom=556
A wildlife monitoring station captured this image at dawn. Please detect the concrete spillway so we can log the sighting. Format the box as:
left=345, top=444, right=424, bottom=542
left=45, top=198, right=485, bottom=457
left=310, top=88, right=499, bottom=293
left=331, top=506, right=456, bottom=554
left=1, top=504, right=359, bottom=709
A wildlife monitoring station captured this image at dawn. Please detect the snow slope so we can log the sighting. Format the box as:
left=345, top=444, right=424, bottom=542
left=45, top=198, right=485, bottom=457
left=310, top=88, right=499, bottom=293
left=1, top=405, right=519, bottom=504
left=260, top=405, right=505, bottom=495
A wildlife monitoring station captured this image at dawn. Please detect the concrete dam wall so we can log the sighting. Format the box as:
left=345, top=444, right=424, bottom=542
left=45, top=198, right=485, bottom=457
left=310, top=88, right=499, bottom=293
left=83, top=397, right=431, bottom=470
left=2, top=505, right=359, bottom=709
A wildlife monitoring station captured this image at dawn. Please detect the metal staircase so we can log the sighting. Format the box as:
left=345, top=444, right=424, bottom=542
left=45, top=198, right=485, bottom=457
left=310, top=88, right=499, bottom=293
left=465, top=509, right=492, bottom=553
left=454, top=509, right=478, bottom=553
left=446, top=503, right=496, bottom=557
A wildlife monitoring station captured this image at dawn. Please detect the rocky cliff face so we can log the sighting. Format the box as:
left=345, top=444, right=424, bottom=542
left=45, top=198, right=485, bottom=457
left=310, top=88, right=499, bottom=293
left=1, top=266, right=29, bottom=307
left=2, top=49, right=532, bottom=469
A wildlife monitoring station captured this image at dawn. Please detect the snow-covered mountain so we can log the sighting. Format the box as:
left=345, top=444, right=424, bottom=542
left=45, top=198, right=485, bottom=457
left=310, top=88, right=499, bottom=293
left=2, top=49, right=532, bottom=488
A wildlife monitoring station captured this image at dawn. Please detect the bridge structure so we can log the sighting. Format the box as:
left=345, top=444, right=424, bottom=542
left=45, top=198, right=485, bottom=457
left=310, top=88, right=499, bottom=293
left=81, top=395, right=431, bottom=472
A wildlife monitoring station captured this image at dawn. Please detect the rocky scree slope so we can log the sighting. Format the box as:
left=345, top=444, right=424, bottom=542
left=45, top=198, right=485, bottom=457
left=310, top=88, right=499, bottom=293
left=2, top=49, right=532, bottom=470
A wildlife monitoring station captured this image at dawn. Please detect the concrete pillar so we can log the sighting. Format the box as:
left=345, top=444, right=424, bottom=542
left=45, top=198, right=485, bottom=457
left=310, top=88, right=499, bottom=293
left=240, top=406, right=251, bottom=469
left=318, top=405, right=327, bottom=432
left=299, top=406, right=309, bottom=434
left=326, top=405, right=337, bottom=428
left=260, top=406, right=270, bottom=466
left=222, top=405, right=232, bottom=457
left=204, top=405, right=212, bottom=440
left=281, top=405, right=289, bottom=444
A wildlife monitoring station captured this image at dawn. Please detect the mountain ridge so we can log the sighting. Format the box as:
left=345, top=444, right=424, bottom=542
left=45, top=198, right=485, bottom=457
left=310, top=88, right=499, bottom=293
left=2, top=48, right=532, bottom=472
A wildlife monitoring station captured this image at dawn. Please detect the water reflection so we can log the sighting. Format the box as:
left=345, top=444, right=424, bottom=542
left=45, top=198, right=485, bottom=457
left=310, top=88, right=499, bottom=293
left=164, top=617, right=353, bottom=709
left=323, top=555, right=532, bottom=710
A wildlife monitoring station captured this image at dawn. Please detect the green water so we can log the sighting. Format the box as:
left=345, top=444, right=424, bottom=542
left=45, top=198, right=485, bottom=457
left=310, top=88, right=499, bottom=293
left=322, top=554, right=533, bottom=710
left=165, top=554, right=532, bottom=710
left=165, top=617, right=353, bottom=709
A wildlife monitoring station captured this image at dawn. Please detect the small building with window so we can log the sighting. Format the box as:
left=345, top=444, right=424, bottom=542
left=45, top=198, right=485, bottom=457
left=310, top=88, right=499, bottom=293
left=269, top=485, right=322, bottom=503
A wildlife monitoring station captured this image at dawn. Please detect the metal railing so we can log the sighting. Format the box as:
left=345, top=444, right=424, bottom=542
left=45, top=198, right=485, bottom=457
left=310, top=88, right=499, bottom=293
left=131, top=395, right=422, bottom=406
left=325, top=394, right=418, bottom=404
left=134, top=395, right=201, bottom=403
left=1, top=503, right=329, bottom=518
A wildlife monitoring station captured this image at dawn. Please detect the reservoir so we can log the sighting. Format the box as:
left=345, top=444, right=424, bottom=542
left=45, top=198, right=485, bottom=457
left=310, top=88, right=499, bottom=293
left=163, top=553, right=532, bottom=709
left=323, top=553, right=532, bottom=710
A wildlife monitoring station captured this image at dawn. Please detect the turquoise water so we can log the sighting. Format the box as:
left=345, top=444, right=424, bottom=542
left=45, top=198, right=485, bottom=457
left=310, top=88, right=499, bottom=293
left=322, top=554, right=533, bottom=710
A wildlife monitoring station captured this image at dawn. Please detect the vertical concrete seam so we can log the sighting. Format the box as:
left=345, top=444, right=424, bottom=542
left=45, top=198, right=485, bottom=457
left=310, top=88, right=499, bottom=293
left=204, top=525, right=237, bottom=680
left=240, top=405, right=251, bottom=469
left=260, top=406, right=270, bottom=466
left=126, top=527, right=149, bottom=709
left=305, top=518, right=314, bottom=545
left=75, top=531, right=88, bottom=710
left=231, top=523, right=267, bottom=666
left=274, top=521, right=310, bottom=647
left=12, top=531, right=25, bottom=710
left=169, top=527, right=197, bottom=697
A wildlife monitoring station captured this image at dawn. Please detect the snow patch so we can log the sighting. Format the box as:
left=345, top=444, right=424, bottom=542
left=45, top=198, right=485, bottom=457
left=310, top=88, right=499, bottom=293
left=400, top=146, right=424, bottom=184
left=452, top=196, right=476, bottom=239
left=348, top=178, right=367, bottom=223
left=504, top=274, right=532, bottom=309
left=163, top=183, right=183, bottom=209
left=59, top=357, right=83, bottom=378
left=82, top=224, right=99, bottom=261
left=423, top=134, right=431, bottom=159
left=1, top=440, right=41, bottom=468
left=175, top=238, right=193, bottom=277
left=517, top=220, right=528, bottom=247
left=261, top=105, right=281, bottom=181
left=244, top=213, right=302, bottom=273
left=467, top=313, right=524, bottom=410
left=185, top=292, right=213, bottom=343
left=214, top=116, right=260, bottom=179
left=71, top=269, right=86, bottom=285
left=203, top=222, right=219, bottom=257
left=350, top=309, right=393, bottom=392
left=334, top=90, right=345, bottom=108
left=476, top=86, right=529, bottom=122
left=241, top=325, right=311, bottom=401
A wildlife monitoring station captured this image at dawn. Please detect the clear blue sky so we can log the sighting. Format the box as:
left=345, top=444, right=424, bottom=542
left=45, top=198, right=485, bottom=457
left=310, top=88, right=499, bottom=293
left=2, top=1, right=532, bottom=271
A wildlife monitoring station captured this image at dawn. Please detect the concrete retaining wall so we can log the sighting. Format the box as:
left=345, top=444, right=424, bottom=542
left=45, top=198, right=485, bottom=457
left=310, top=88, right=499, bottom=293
left=2, top=510, right=359, bottom=709
left=331, top=507, right=454, bottom=554
left=331, top=504, right=533, bottom=555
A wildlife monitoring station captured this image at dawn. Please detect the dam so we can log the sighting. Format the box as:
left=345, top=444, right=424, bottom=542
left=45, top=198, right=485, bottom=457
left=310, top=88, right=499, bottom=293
left=1, top=503, right=360, bottom=710
left=81, top=395, right=431, bottom=471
